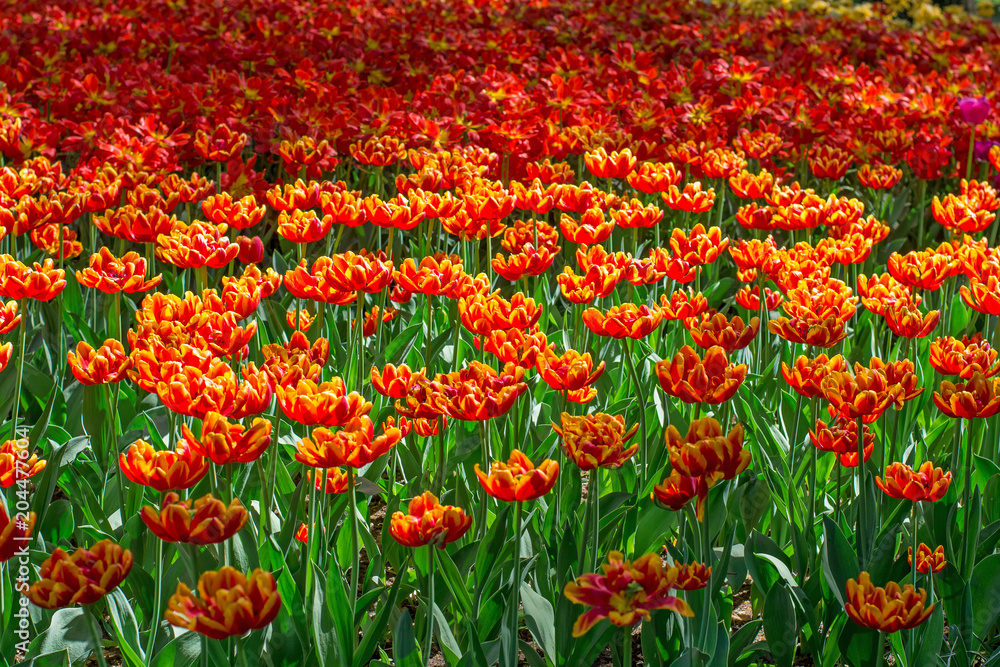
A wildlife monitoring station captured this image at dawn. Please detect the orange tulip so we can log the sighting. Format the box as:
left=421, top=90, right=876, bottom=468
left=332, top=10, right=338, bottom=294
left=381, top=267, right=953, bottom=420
left=884, top=299, right=939, bottom=339
left=781, top=354, right=847, bottom=399
left=536, top=348, right=605, bottom=391
left=908, top=544, right=946, bottom=574
left=201, top=193, right=266, bottom=230
left=651, top=470, right=698, bottom=511
left=283, top=257, right=357, bottom=304
left=822, top=365, right=900, bottom=423
left=876, top=462, right=952, bottom=502
left=307, top=468, right=350, bottom=494
left=459, top=291, right=541, bottom=334
left=140, top=493, right=249, bottom=544
left=664, top=561, right=713, bottom=591
left=560, top=209, right=615, bottom=245
left=76, top=248, right=162, bottom=293
left=392, top=253, right=466, bottom=296
left=553, top=412, right=638, bottom=470
left=627, top=162, right=683, bottom=193
left=166, top=567, right=281, bottom=639
left=389, top=491, right=472, bottom=548
left=887, top=251, right=953, bottom=292
left=845, top=572, right=933, bottom=633
left=728, top=170, right=774, bottom=199
left=477, top=327, right=551, bottom=369
left=564, top=551, right=693, bottom=637
left=30, top=223, right=82, bottom=259
left=686, top=311, right=759, bottom=351
left=735, top=285, right=783, bottom=311
left=295, top=416, right=402, bottom=468
left=655, top=345, right=747, bottom=404
left=266, top=180, right=323, bottom=212
left=0, top=256, right=66, bottom=300
left=857, top=273, right=917, bottom=317
left=857, top=164, right=902, bottom=190
left=582, top=303, right=663, bottom=339
left=326, top=250, right=394, bottom=293
left=193, top=126, right=247, bottom=162
left=929, top=334, right=998, bottom=379
left=27, top=540, right=132, bottom=609
left=286, top=307, right=315, bottom=332
left=474, top=450, right=559, bottom=502
left=736, top=203, right=776, bottom=231
left=428, top=362, right=528, bottom=421
left=0, top=504, right=34, bottom=563
left=118, top=440, right=209, bottom=492
left=0, top=438, right=45, bottom=488
left=557, top=265, right=621, bottom=303
left=669, top=224, right=729, bottom=265
left=933, top=372, right=1000, bottom=419
left=659, top=290, right=709, bottom=320
left=585, top=148, right=636, bottom=180
left=809, top=415, right=874, bottom=467
left=93, top=206, right=176, bottom=244
left=277, top=209, right=333, bottom=244
left=67, top=339, right=132, bottom=385
left=277, top=377, right=371, bottom=426
left=768, top=313, right=848, bottom=348
left=155, top=221, right=239, bottom=270
left=665, top=418, right=750, bottom=517
left=662, top=183, right=715, bottom=213
left=182, top=412, right=272, bottom=465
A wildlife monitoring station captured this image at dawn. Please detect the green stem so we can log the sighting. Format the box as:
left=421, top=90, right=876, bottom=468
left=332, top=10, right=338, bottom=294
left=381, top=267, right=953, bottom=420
left=966, top=127, right=976, bottom=182
left=507, top=501, right=524, bottom=667
left=85, top=605, right=109, bottom=667
left=961, top=419, right=975, bottom=577
left=9, top=299, right=26, bottom=439
left=623, top=627, right=632, bottom=667
left=621, top=338, right=647, bottom=493
left=425, top=545, right=436, bottom=667
left=348, top=467, right=361, bottom=616
left=145, top=539, right=165, bottom=659
left=857, top=416, right=868, bottom=567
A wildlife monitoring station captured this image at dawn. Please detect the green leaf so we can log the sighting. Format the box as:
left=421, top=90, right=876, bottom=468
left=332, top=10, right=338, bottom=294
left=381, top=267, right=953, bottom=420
left=837, top=621, right=881, bottom=667
left=325, top=552, right=355, bottom=667
left=27, top=608, right=92, bottom=665
left=105, top=589, right=145, bottom=667
left=762, top=583, right=797, bottom=667
left=354, top=557, right=409, bottom=667
left=972, top=553, right=1000, bottom=639
left=911, top=605, right=944, bottom=667
left=822, top=517, right=859, bottom=608
left=150, top=631, right=202, bottom=667
left=520, top=582, right=556, bottom=662
left=393, top=611, right=422, bottom=667
left=24, top=651, right=70, bottom=667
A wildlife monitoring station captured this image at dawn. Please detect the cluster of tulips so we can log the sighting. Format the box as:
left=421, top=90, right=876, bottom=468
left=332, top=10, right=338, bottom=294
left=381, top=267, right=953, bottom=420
left=4, top=0, right=1000, bottom=666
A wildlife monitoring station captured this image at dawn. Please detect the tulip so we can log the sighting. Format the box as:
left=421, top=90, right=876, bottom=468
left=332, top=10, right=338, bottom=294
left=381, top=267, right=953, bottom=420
left=659, top=290, right=709, bottom=320
left=27, top=540, right=133, bottom=609
left=474, top=450, right=559, bottom=502
left=929, top=334, right=998, bottom=379
left=582, top=303, right=663, bottom=339
left=140, top=493, right=249, bottom=544
left=655, top=345, right=747, bottom=404
left=908, top=544, right=946, bottom=574
left=536, top=348, right=605, bottom=392
left=74, top=248, right=161, bottom=293
left=67, top=339, right=132, bottom=385
left=389, top=491, right=472, bottom=548
left=665, top=561, right=713, bottom=591
left=686, top=312, right=759, bottom=352
left=845, top=572, right=933, bottom=633
left=118, top=440, right=209, bottom=492
left=665, top=417, right=750, bottom=518
left=0, top=504, right=34, bottom=563
left=295, top=416, right=401, bottom=469
left=933, top=372, right=1000, bottom=419
left=0, top=256, right=66, bottom=301
left=553, top=412, right=638, bottom=470
left=0, top=438, right=46, bottom=488
left=165, top=567, right=281, bottom=639
left=564, top=551, right=693, bottom=637
left=876, top=462, right=952, bottom=503
left=182, top=412, right=272, bottom=465
left=651, top=470, right=698, bottom=511
left=809, top=415, right=874, bottom=467
left=959, top=96, right=991, bottom=126
left=276, top=377, right=371, bottom=426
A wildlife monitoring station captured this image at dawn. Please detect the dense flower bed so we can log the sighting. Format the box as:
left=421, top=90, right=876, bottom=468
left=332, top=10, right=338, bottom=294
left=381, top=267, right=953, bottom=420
left=2, top=0, right=1000, bottom=666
